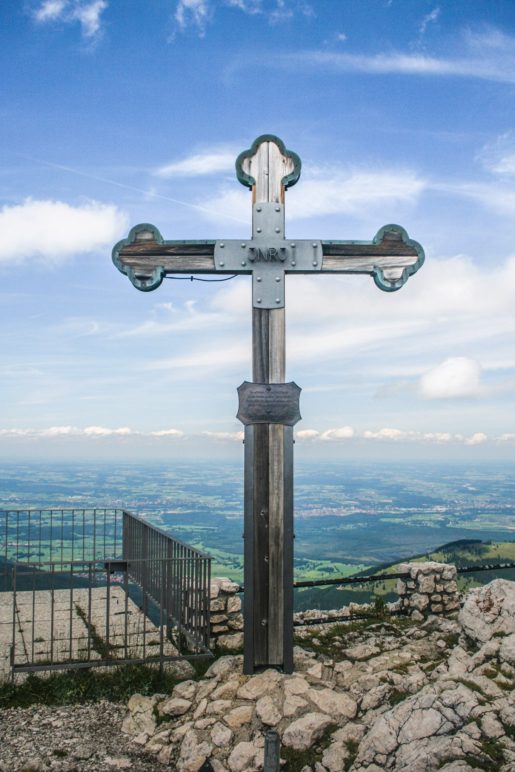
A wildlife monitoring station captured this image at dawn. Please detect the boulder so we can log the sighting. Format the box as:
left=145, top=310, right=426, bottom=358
left=458, top=579, right=515, bottom=643
left=282, top=712, right=334, bottom=751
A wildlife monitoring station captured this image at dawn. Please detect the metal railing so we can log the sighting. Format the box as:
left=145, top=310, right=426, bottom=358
left=0, top=509, right=212, bottom=676
left=122, top=511, right=212, bottom=652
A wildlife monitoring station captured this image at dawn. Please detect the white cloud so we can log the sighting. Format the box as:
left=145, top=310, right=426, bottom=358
left=477, top=132, right=515, bottom=176
left=277, top=29, right=515, bottom=84
left=198, top=167, right=425, bottom=224
left=419, top=357, right=482, bottom=400
left=419, top=7, right=440, bottom=36
left=320, top=426, right=355, bottom=441
left=175, top=0, right=211, bottom=34
left=464, top=432, right=488, bottom=446
left=155, top=149, right=237, bottom=178
left=33, top=0, right=107, bottom=38
left=202, top=430, right=244, bottom=441
left=0, top=199, right=127, bottom=265
left=150, top=429, right=185, bottom=437
left=296, top=429, right=320, bottom=440
left=83, top=425, right=133, bottom=436
left=363, top=427, right=409, bottom=441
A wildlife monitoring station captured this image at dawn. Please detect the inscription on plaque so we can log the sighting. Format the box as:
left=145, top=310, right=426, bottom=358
left=248, top=246, right=287, bottom=263
left=237, top=381, right=301, bottom=426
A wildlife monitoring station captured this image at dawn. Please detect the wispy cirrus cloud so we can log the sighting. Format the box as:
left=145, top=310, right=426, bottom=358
left=174, top=0, right=312, bottom=36
left=33, top=0, right=108, bottom=39
left=155, top=148, right=237, bottom=178
left=269, top=27, right=515, bottom=84
left=0, top=199, right=127, bottom=265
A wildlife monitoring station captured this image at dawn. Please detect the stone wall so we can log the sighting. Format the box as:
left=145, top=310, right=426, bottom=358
left=209, top=578, right=244, bottom=650
left=396, top=561, right=460, bottom=620
left=209, top=562, right=461, bottom=645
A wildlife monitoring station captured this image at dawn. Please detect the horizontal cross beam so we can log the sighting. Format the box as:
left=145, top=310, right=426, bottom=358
left=113, top=221, right=424, bottom=299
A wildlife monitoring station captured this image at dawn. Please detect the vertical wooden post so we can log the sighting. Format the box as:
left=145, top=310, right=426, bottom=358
left=243, top=141, right=294, bottom=673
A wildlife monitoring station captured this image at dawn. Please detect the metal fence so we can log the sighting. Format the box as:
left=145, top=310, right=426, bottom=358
left=0, top=509, right=212, bottom=677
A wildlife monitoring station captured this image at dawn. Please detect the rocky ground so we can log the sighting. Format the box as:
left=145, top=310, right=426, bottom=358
left=1, top=578, right=514, bottom=771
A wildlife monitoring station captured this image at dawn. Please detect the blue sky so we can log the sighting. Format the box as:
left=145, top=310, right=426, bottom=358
left=2, top=0, right=515, bottom=461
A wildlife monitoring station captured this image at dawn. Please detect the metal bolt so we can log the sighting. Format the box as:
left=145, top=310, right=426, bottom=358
left=291, top=260, right=296, bottom=266
left=257, top=206, right=262, bottom=212
left=275, top=206, right=280, bottom=212
left=291, top=243, right=296, bottom=248
left=241, top=243, right=246, bottom=248
left=276, top=298, right=280, bottom=303
left=275, top=227, right=280, bottom=233
left=275, top=276, right=281, bottom=282
left=257, top=227, right=262, bottom=233
left=241, top=261, right=246, bottom=266
left=313, top=260, right=318, bottom=266
left=220, top=243, right=224, bottom=248
left=257, top=276, right=262, bottom=282
left=220, top=261, right=225, bottom=267
left=257, top=298, right=262, bottom=303
left=313, top=242, right=318, bottom=248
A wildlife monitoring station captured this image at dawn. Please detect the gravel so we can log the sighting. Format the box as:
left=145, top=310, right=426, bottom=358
left=0, top=701, right=162, bottom=771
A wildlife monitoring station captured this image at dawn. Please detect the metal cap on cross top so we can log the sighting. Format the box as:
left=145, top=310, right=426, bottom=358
left=111, top=134, right=425, bottom=674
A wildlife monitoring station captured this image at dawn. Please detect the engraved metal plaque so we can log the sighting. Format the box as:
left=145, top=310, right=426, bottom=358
left=237, top=381, right=301, bottom=426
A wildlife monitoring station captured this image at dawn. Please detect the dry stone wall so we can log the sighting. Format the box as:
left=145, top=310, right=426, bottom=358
left=396, top=561, right=460, bottom=620
left=210, top=562, right=461, bottom=645
left=209, top=577, right=244, bottom=650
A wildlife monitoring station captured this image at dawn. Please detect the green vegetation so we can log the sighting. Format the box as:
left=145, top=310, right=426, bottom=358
left=0, top=664, right=178, bottom=709
left=281, top=724, right=337, bottom=771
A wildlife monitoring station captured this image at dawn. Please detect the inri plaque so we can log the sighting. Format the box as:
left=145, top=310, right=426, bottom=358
left=237, top=381, right=301, bottom=426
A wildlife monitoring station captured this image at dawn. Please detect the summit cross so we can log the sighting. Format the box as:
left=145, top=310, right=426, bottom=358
left=112, top=134, right=425, bottom=674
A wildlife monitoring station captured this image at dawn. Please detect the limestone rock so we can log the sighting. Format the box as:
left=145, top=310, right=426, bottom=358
left=224, top=705, right=254, bottom=729
left=217, top=633, right=244, bottom=651
left=158, top=697, right=192, bottom=717
left=228, top=741, right=261, bottom=772
left=308, top=687, right=357, bottom=720
left=500, top=632, right=515, bottom=665
left=256, top=695, right=282, bottom=726
left=282, top=712, right=334, bottom=751
left=205, top=655, right=243, bottom=679
left=236, top=669, right=282, bottom=700
left=211, top=721, right=233, bottom=747
left=458, top=579, right=515, bottom=643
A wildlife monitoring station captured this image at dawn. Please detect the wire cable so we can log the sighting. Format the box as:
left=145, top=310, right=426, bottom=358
left=164, top=275, right=238, bottom=283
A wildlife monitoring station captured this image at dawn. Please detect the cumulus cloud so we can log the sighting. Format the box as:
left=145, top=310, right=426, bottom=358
left=464, top=432, right=488, bottom=445
left=202, top=430, right=244, bottom=441
left=419, top=357, right=482, bottom=400
left=295, top=429, right=320, bottom=440
left=0, top=199, right=127, bottom=265
left=33, top=0, right=107, bottom=38
left=320, top=426, right=355, bottom=441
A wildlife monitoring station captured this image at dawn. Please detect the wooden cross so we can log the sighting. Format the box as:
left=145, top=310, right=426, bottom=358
left=112, top=135, right=424, bottom=674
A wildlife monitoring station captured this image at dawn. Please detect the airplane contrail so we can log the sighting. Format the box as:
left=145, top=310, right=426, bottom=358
left=17, top=155, right=249, bottom=225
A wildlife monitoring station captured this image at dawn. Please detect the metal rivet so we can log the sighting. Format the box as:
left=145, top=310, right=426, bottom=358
left=275, top=227, right=280, bottom=233
left=257, top=276, right=262, bottom=282
left=257, top=206, right=262, bottom=212
left=220, top=261, right=225, bottom=267
left=257, top=227, right=262, bottom=233
left=291, top=243, right=296, bottom=248
left=275, top=276, right=281, bottom=282
left=275, top=298, right=280, bottom=303
left=241, top=261, right=246, bottom=266
left=220, top=243, right=224, bottom=248
left=291, top=261, right=296, bottom=266
left=313, top=260, right=318, bottom=266
left=275, top=206, right=280, bottom=212
left=241, top=243, right=246, bottom=248
left=257, top=298, right=262, bottom=303
left=312, top=243, right=318, bottom=248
